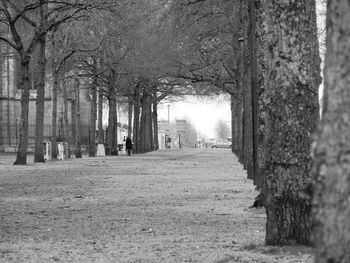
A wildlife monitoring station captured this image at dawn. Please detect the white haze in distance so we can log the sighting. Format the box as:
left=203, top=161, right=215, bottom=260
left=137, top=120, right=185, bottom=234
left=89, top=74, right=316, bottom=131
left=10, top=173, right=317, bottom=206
left=158, top=96, right=231, bottom=139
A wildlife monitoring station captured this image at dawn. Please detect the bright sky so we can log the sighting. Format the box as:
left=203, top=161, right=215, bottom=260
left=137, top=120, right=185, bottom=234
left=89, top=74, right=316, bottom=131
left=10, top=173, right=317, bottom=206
left=157, top=96, right=231, bottom=139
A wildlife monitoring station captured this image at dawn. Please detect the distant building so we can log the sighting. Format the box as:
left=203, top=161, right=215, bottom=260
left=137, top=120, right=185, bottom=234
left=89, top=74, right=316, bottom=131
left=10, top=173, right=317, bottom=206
left=157, top=119, right=197, bottom=149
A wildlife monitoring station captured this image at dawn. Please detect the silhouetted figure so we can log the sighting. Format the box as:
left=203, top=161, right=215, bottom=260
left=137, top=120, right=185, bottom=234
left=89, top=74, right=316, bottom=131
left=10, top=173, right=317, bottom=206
left=125, top=137, right=133, bottom=156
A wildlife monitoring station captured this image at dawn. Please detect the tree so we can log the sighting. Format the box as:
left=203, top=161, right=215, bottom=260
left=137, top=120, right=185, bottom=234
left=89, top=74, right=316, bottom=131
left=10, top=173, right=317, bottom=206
left=73, top=67, right=82, bottom=158
left=261, top=0, right=320, bottom=245
left=214, top=119, right=230, bottom=140
left=312, top=0, right=350, bottom=261
left=0, top=0, right=89, bottom=164
left=49, top=26, right=77, bottom=159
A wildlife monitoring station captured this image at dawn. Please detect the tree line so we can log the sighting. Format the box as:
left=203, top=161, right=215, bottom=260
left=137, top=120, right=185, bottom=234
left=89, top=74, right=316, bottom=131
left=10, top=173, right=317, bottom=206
left=1, top=0, right=349, bottom=261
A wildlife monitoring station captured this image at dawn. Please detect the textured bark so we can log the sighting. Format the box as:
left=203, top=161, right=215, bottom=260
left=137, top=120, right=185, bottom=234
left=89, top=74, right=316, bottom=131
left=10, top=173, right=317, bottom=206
left=63, top=80, right=71, bottom=154
left=249, top=0, right=259, bottom=184
left=106, top=98, right=113, bottom=156
left=230, top=95, right=235, bottom=154
left=232, top=94, right=243, bottom=161
left=112, top=101, right=118, bottom=156
left=152, top=88, right=159, bottom=151
left=106, top=71, right=118, bottom=156
left=71, top=94, right=76, bottom=149
left=262, top=0, right=319, bottom=245
left=242, top=0, right=253, bottom=178
left=74, top=70, right=82, bottom=158
left=255, top=0, right=268, bottom=190
left=139, top=81, right=153, bottom=153
left=312, top=1, right=350, bottom=262
left=13, top=55, right=30, bottom=165
left=89, top=58, right=98, bottom=157
left=229, top=0, right=244, bottom=156
left=34, top=3, right=48, bottom=163
left=133, top=84, right=141, bottom=153
left=34, top=33, right=46, bottom=163
left=51, top=65, right=58, bottom=159
left=127, top=98, right=133, bottom=139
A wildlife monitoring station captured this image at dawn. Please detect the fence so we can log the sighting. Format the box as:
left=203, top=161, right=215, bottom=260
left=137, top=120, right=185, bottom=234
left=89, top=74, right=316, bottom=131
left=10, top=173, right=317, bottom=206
left=0, top=122, right=90, bottom=148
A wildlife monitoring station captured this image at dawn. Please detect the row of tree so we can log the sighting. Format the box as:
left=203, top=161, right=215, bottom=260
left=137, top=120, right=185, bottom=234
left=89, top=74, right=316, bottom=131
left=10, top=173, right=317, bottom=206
left=1, top=0, right=349, bottom=261
left=0, top=0, right=193, bottom=164
left=165, top=0, right=349, bottom=261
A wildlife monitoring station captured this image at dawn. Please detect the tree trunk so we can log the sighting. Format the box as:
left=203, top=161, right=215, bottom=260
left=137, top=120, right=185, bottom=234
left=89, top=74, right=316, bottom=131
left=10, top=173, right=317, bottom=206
left=255, top=0, right=268, bottom=191
left=127, top=98, right=133, bottom=138
left=232, top=93, right=243, bottom=160
left=139, top=81, right=153, bottom=153
left=63, top=79, right=71, bottom=157
left=98, top=85, right=104, bottom=144
left=106, top=71, right=118, bottom=156
left=74, top=69, right=82, bottom=158
left=312, top=1, right=350, bottom=262
left=242, top=0, right=253, bottom=179
left=89, top=57, right=97, bottom=157
left=249, top=0, right=259, bottom=184
left=133, top=83, right=141, bottom=153
left=50, top=32, right=58, bottom=159
left=14, top=55, right=31, bottom=165
left=112, top=100, right=118, bottom=156
left=152, top=88, right=159, bottom=151
left=34, top=34, right=46, bottom=163
left=71, top=91, right=76, bottom=152
left=51, top=70, right=58, bottom=159
left=262, top=0, right=320, bottom=245
left=230, top=95, right=235, bottom=154
left=106, top=96, right=113, bottom=156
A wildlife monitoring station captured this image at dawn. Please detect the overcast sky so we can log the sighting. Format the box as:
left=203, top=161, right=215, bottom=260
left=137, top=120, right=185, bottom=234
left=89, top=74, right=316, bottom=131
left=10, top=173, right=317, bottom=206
left=158, top=96, right=231, bottom=139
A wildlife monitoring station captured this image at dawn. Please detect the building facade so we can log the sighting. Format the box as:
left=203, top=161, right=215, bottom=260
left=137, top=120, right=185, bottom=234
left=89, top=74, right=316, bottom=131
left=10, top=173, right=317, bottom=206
left=0, top=49, right=91, bottom=152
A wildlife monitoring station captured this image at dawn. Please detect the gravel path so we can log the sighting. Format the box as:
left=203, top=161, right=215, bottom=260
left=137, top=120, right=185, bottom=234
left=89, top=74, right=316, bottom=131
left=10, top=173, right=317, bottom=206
left=0, top=149, right=313, bottom=262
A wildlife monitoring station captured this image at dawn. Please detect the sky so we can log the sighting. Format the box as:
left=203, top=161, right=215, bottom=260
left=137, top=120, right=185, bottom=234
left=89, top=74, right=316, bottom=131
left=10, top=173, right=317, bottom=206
left=157, top=96, right=231, bottom=139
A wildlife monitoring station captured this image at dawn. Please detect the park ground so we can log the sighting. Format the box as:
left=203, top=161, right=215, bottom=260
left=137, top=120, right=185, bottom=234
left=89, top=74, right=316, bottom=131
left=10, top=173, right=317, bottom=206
left=0, top=149, right=313, bottom=263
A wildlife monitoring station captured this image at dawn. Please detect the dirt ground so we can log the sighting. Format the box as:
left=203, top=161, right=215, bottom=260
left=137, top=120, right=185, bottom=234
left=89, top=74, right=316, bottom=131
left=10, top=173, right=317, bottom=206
left=0, top=149, right=313, bottom=263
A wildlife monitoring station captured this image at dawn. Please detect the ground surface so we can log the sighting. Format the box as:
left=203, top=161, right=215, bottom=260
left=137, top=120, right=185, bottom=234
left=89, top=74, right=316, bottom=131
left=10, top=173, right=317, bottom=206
left=0, top=149, right=313, bottom=263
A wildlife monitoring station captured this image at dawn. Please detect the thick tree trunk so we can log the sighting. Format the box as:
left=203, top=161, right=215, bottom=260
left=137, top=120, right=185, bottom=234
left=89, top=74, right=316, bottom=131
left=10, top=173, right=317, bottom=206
left=74, top=69, right=82, bottom=158
left=312, top=1, right=350, bottom=262
left=139, top=81, right=153, bottom=153
left=232, top=93, right=243, bottom=161
left=63, top=79, right=71, bottom=157
left=89, top=58, right=98, bottom=157
left=106, top=71, right=118, bottom=156
left=111, top=100, right=118, bottom=156
left=230, top=95, right=235, bottom=154
left=255, top=0, right=268, bottom=191
left=51, top=70, right=58, bottom=159
left=51, top=33, right=58, bottom=159
left=34, top=35, right=46, bottom=163
left=14, top=55, right=31, bottom=165
left=152, top=103, right=159, bottom=151
left=262, top=0, right=319, bottom=245
left=152, top=88, right=159, bottom=151
left=249, top=0, right=259, bottom=184
left=71, top=94, right=76, bottom=152
left=127, top=98, right=133, bottom=138
left=242, top=0, right=253, bottom=179
left=133, top=84, right=141, bottom=153
left=106, top=96, right=113, bottom=156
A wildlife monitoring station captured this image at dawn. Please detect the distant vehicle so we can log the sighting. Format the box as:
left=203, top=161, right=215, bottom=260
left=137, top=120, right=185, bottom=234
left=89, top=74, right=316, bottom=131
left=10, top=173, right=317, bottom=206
left=211, top=139, right=231, bottom=148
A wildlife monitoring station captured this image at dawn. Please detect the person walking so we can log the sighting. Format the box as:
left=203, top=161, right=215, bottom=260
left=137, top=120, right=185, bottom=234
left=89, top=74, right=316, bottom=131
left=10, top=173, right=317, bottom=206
left=125, top=137, right=133, bottom=156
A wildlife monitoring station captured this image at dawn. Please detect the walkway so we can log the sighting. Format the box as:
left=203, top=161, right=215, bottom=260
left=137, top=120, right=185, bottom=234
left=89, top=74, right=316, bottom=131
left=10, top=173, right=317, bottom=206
left=0, top=149, right=312, bottom=262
